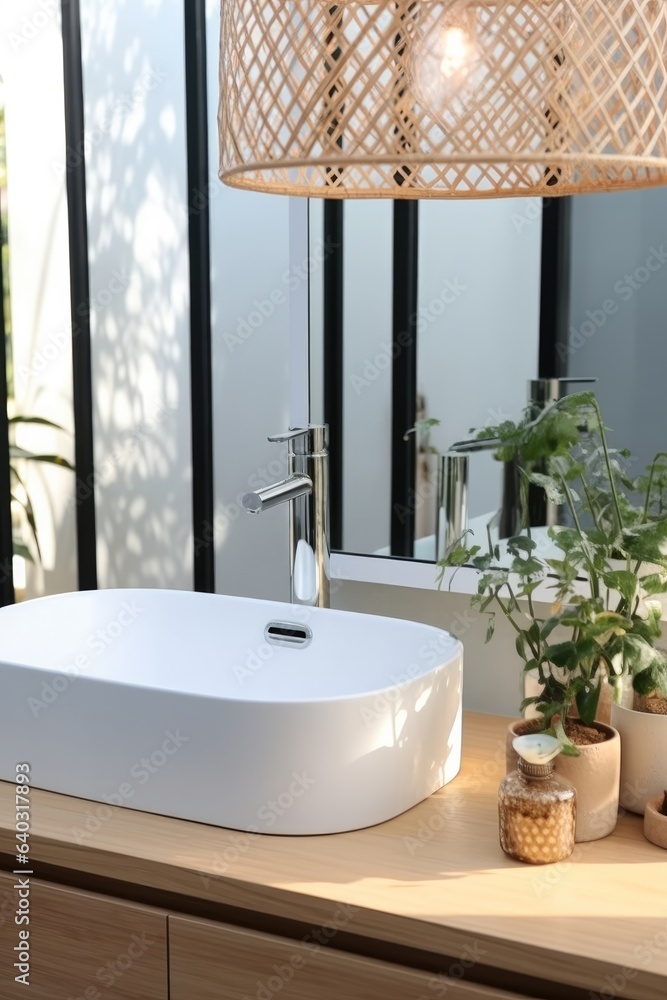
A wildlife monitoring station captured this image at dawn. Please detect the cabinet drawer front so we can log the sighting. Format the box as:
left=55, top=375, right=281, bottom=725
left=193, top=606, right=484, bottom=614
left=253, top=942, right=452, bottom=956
left=0, top=872, right=168, bottom=1000
left=169, top=914, right=525, bottom=1000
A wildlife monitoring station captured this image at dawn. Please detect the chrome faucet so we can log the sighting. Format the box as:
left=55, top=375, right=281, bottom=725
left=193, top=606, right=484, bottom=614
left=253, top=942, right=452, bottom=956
left=444, top=439, right=521, bottom=543
left=242, top=426, right=330, bottom=608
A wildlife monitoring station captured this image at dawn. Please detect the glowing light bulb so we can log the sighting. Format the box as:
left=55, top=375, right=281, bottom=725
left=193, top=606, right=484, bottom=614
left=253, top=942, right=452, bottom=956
left=438, top=26, right=476, bottom=82
left=411, top=10, right=487, bottom=121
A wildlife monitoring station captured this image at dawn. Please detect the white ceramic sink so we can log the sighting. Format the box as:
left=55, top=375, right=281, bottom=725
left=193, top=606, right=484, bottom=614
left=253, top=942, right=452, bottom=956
left=0, top=589, right=462, bottom=835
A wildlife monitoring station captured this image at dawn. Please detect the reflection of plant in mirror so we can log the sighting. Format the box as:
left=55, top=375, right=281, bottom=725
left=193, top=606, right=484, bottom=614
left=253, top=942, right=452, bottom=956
left=10, top=415, right=74, bottom=563
left=438, top=391, right=667, bottom=754
left=403, top=417, right=441, bottom=454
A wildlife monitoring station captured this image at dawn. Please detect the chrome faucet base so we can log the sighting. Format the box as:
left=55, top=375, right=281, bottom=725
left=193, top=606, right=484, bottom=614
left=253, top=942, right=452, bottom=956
left=242, top=426, right=330, bottom=608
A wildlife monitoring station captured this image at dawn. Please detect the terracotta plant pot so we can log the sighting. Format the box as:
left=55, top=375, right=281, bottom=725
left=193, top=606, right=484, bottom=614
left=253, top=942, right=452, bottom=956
left=611, top=702, right=667, bottom=815
left=644, top=795, right=667, bottom=850
left=506, top=719, right=621, bottom=843
left=644, top=794, right=667, bottom=850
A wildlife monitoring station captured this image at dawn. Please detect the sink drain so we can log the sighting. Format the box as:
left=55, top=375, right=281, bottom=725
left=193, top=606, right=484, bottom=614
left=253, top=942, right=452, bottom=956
left=264, top=621, right=313, bottom=648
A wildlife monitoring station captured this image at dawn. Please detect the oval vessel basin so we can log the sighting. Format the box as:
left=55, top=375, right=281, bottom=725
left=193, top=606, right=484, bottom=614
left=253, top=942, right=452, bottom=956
left=0, top=590, right=462, bottom=835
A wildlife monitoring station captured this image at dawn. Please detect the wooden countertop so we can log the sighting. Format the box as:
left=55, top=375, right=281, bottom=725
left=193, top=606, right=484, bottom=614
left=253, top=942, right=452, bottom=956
left=1, top=712, right=666, bottom=998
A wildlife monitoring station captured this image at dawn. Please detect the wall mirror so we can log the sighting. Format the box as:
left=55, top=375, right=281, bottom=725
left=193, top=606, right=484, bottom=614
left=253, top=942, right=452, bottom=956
left=308, top=187, right=667, bottom=590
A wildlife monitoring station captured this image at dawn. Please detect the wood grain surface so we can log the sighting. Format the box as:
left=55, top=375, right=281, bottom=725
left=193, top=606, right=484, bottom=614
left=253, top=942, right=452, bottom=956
left=0, top=872, right=168, bottom=998
left=0, top=713, right=665, bottom=998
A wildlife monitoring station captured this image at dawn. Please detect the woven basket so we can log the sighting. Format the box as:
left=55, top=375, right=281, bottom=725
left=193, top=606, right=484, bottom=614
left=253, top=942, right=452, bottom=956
left=218, top=0, right=667, bottom=199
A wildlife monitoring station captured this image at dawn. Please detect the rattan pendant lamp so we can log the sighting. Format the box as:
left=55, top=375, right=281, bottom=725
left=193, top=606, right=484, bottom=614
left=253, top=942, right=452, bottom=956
left=218, top=1, right=667, bottom=199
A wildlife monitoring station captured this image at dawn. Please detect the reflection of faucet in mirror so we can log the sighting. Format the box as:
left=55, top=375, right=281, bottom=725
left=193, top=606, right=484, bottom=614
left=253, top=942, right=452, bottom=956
left=242, top=426, right=330, bottom=608
left=441, top=438, right=520, bottom=557
left=437, top=378, right=597, bottom=559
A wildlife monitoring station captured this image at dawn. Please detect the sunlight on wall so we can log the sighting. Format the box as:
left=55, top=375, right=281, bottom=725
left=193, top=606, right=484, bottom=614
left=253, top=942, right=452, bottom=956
left=80, top=0, right=193, bottom=590
left=0, top=0, right=77, bottom=598
left=206, top=2, right=292, bottom=601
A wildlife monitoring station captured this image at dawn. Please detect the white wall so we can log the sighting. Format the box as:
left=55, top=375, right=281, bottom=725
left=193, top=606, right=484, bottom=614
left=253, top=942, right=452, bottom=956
left=0, top=0, right=77, bottom=598
left=80, top=0, right=193, bottom=590
left=206, top=1, right=292, bottom=601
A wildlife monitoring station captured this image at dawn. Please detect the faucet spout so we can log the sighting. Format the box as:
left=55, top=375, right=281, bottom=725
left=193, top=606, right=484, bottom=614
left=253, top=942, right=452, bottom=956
left=242, top=426, right=330, bottom=607
left=243, top=474, right=312, bottom=514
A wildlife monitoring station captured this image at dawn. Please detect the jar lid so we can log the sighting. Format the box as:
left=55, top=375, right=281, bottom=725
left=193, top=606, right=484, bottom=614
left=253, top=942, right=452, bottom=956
left=513, top=734, right=561, bottom=765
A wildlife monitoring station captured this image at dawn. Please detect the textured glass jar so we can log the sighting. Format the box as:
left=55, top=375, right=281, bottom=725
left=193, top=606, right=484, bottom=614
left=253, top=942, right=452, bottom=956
left=499, top=757, right=576, bottom=865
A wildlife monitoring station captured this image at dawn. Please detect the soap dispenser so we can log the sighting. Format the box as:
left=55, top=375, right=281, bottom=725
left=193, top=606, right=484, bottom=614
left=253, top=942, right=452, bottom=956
left=499, top=734, right=576, bottom=865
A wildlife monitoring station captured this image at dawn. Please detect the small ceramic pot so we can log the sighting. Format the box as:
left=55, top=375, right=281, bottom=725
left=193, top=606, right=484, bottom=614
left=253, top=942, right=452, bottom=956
left=506, top=719, right=620, bottom=843
left=611, top=702, right=667, bottom=815
left=644, top=795, right=667, bottom=850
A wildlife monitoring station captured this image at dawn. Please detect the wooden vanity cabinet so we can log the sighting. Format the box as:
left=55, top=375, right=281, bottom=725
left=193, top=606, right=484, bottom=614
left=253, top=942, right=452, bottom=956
left=0, top=869, right=525, bottom=1000
left=1, top=715, right=664, bottom=1000
left=168, top=914, right=525, bottom=1000
left=0, top=872, right=168, bottom=999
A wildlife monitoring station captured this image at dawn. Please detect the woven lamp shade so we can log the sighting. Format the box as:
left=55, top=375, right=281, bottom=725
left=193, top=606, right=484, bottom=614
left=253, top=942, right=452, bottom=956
left=218, top=0, right=667, bottom=199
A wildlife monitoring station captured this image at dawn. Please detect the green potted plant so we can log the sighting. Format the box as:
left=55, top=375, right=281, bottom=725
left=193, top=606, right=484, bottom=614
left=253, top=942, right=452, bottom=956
left=9, top=413, right=73, bottom=571
left=606, top=451, right=667, bottom=815
left=440, top=391, right=667, bottom=840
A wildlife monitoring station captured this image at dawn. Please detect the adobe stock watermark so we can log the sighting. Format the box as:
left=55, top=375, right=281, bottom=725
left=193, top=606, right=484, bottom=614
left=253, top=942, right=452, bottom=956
left=404, top=740, right=505, bottom=857
left=531, top=777, right=650, bottom=898
left=222, top=235, right=340, bottom=354
left=201, top=772, right=316, bottom=887
left=416, top=942, right=489, bottom=999
left=350, top=279, right=467, bottom=396
left=192, top=444, right=290, bottom=556
left=67, top=930, right=156, bottom=999
left=588, top=922, right=667, bottom=1000
left=393, top=477, right=436, bottom=527
left=361, top=609, right=476, bottom=731
left=17, top=268, right=134, bottom=386
left=27, top=600, right=143, bottom=717
left=71, top=729, right=190, bottom=845
left=558, top=245, right=667, bottom=361
left=511, top=198, right=551, bottom=234
left=243, top=902, right=360, bottom=1000
left=52, top=67, right=168, bottom=177
left=67, top=398, right=177, bottom=508
left=7, top=0, right=66, bottom=51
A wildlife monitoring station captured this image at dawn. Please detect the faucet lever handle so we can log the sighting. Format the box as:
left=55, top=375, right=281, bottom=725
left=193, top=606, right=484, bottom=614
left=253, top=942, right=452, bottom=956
left=267, top=428, right=310, bottom=444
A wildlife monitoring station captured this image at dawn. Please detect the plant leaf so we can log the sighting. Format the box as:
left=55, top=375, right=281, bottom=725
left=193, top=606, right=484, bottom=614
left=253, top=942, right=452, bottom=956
left=633, top=656, right=667, bottom=697
left=9, top=415, right=67, bottom=431
left=640, top=573, right=667, bottom=596
left=506, top=535, right=537, bottom=556
left=601, top=570, right=637, bottom=607
left=520, top=695, right=541, bottom=711
left=622, top=520, right=667, bottom=567
left=11, top=447, right=74, bottom=470
left=544, top=640, right=579, bottom=670
left=528, top=472, right=566, bottom=505
left=576, top=678, right=602, bottom=726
